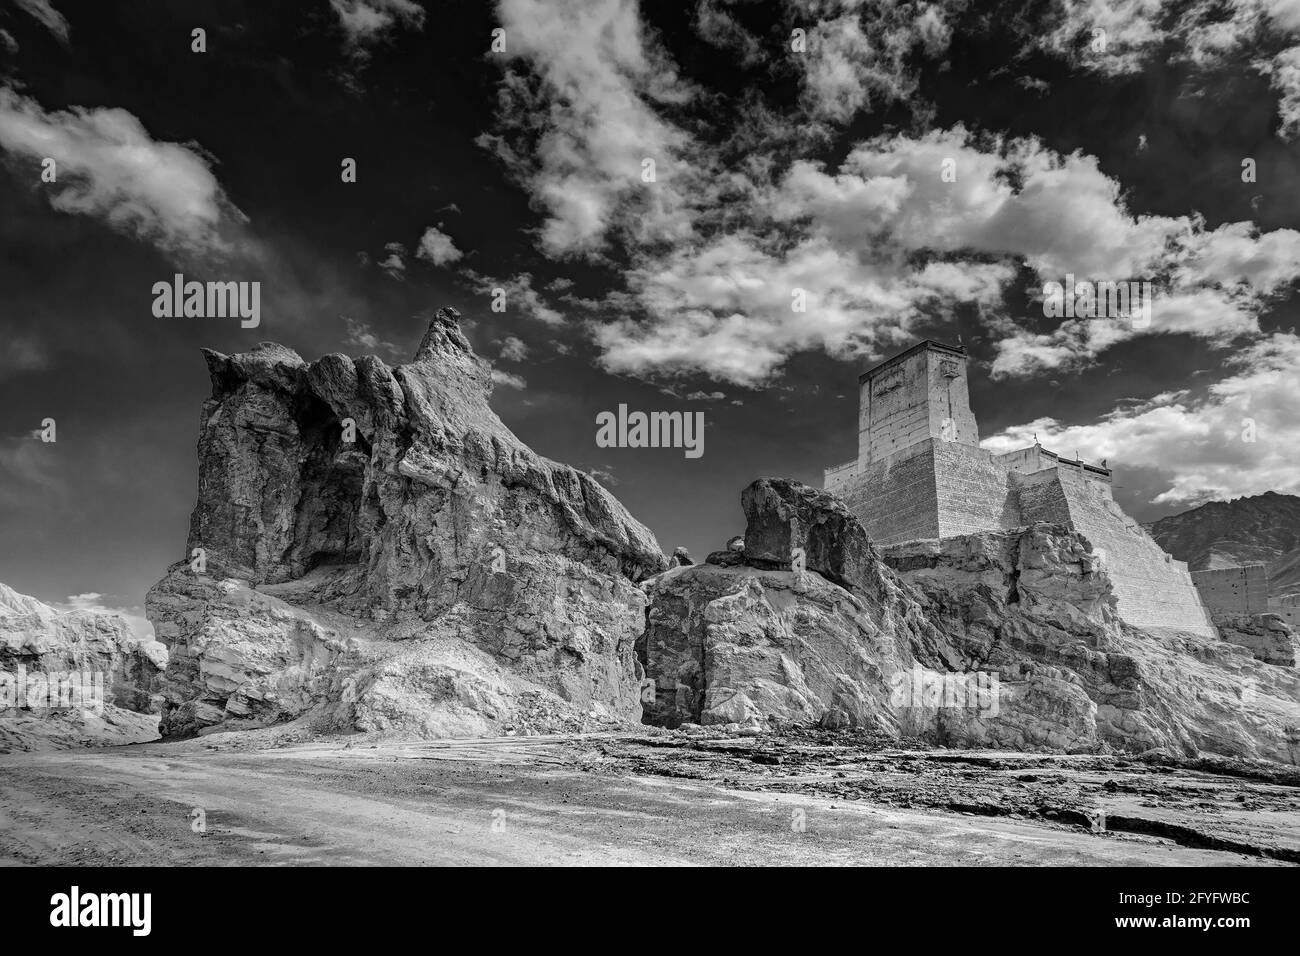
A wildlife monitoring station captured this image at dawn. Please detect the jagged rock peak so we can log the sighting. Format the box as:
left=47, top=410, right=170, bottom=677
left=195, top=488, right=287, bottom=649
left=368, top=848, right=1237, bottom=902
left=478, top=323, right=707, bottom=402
left=413, top=306, right=473, bottom=362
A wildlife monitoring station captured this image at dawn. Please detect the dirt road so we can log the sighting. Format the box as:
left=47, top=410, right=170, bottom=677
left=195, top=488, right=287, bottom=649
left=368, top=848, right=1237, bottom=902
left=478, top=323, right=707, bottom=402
left=1, top=733, right=1295, bottom=866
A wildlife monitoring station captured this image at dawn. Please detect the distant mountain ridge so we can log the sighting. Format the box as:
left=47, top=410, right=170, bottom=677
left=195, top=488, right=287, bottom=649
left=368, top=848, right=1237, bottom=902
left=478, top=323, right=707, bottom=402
left=1146, top=492, right=1300, bottom=601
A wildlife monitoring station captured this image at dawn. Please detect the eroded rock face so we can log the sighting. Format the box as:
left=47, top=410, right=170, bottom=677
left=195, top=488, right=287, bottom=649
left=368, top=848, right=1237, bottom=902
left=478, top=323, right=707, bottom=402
left=1211, top=612, right=1297, bottom=667
left=148, top=309, right=666, bottom=738
left=0, top=583, right=168, bottom=749
left=641, top=479, right=1300, bottom=763
left=884, top=529, right=1300, bottom=762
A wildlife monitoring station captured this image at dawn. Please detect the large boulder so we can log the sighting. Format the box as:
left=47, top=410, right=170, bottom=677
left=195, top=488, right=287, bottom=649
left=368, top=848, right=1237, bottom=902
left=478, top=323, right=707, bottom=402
left=148, top=308, right=666, bottom=738
left=0, top=582, right=168, bottom=749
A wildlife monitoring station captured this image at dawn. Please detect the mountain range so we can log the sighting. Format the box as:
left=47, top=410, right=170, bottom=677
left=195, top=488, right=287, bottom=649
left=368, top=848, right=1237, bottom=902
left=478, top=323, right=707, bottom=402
left=1147, top=492, right=1300, bottom=602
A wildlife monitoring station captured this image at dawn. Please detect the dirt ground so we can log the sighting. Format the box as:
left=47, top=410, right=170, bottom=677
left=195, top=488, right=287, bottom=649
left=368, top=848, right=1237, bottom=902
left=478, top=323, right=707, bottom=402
left=2, top=728, right=1298, bottom=866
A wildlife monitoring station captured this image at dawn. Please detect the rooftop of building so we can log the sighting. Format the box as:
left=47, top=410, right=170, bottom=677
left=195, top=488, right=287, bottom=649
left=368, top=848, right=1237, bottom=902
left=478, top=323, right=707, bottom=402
left=858, top=339, right=967, bottom=384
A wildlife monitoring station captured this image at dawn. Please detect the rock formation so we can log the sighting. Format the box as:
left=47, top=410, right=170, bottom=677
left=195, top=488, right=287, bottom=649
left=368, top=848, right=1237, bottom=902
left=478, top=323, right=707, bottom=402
left=1210, top=612, right=1298, bottom=667
left=0, top=583, right=167, bottom=750
left=148, top=308, right=666, bottom=738
left=641, top=478, right=1300, bottom=763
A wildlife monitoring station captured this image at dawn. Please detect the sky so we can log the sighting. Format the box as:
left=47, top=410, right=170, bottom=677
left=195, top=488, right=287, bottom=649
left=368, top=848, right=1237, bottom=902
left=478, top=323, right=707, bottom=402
left=1, top=0, right=1298, bottom=634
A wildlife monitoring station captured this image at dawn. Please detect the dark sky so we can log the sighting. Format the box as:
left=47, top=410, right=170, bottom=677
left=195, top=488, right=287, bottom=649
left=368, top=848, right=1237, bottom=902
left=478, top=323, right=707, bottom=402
left=1, top=0, right=1298, bottom=627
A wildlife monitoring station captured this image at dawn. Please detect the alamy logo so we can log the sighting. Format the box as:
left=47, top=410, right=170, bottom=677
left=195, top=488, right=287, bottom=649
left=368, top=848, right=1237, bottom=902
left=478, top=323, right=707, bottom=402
left=889, top=664, right=1000, bottom=717
left=0, top=666, right=104, bottom=715
left=1042, top=274, right=1151, bottom=329
left=595, top=405, right=704, bottom=459
left=152, top=273, right=261, bottom=328
left=50, top=886, right=151, bottom=936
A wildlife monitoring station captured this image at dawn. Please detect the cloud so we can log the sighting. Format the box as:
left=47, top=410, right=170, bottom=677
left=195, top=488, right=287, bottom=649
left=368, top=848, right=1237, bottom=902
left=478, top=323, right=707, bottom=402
left=415, top=225, right=463, bottom=266
left=597, top=126, right=1300, bottom=384
left=1027, top=0, right=1300, bottom=137
left=499, top=335, right=529, bottom=361
left=982, top=332, right=1300, bottom=506
left=378, top=241, right=406, bottom=279
left=0, top=88, right=246, bottom=260
left=695, top=0, right=764, bottom=66
left=481, top=0, right=702, bottom=258
left=330, top=0, right=425, bottom=52
left=481, top=2, right=1299, bottom=389
left=342, top=315, right=399, bottom=356
left=0, top=29, right=18, bottom=55
left=491, top=368, right=528, bottom=389
left=1261, top=45, right=1300, bottom=138
left=685, top=390, right=726, bottom=401
left=14, top=0, right=69, bottom=44
left=466, top=270, right=565, bottom=325
left=792, top=2, right=954, bottom=123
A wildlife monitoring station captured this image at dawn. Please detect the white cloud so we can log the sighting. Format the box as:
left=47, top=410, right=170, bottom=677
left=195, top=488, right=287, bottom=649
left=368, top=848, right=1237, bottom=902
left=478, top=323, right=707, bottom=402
left=378, top=240, right=406, bottom=279
left=793, top=2, right=954, bottom=123
left=481, top=2, right=1300, bottom=389
left=342, top=315, right=399, bottom=356
left=467, top=271, right=565, bottom=325
left=330, top=0, right=424, bottom=51
left=499, top=335, right=529, bottom=361
left=1029, top=0, right=1300, bottom=138
left=416, top=225, right=462, bottom=266
left=14, top=0, right=69, bottom=44
left=1261, top=46, right=1300, bottom=138
left=482, top=0, right=702, bottom=257
left=491, top=368, right=528, bottom=389
left=685, top=390, right=726, bottom=400
left=0, top=88, right=245, bottom=260
left=596, top=126, right=1300, bottom=384
left=983, top=333, right=1300, bottom=506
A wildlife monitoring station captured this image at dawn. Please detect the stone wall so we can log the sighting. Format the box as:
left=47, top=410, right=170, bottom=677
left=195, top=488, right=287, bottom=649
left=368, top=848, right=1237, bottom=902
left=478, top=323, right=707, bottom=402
left=1018, top=466, right=1217, bottom=637
left=837, top=441, right=941, bottom=544
left=1192, top=564, right=1270, bottom=615
left=932, top=441, right=1022, bottom=538
left=857, top=342, right=978, bottom=470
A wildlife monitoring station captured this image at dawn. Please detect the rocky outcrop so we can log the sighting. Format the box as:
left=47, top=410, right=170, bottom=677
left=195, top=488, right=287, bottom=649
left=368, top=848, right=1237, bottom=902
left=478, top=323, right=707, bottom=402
left=0, top=583, right=168, bottom=750
left=1211, top=612, right=1297, bottom=667
left=148, top=308, right=666, bottom=738
left=641, top=479, right=1300, bottom=763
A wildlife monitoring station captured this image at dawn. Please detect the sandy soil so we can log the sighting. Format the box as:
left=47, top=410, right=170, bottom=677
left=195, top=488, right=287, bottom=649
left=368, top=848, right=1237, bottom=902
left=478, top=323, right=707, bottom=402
left=1, top=730, right=1297, bottom=866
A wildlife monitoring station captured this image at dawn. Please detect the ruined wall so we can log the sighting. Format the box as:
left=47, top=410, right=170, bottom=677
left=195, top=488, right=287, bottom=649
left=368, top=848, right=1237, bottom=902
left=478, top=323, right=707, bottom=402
left=1192, top=565, right=1270, bottom=615
left=1018, top=467, right=1217, bottom=637
left=1270, top=603, right=1300, bottom=630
